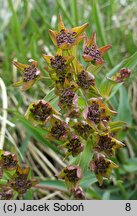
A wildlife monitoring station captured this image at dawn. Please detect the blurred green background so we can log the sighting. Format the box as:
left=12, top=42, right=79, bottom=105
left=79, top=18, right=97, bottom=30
left=0, top=0, right=137, bottom=199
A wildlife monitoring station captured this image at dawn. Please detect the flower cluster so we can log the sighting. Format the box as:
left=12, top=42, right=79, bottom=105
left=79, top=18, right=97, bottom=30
left=90, top=154, right=118, bottom=186
left=8, top=166, right=37, bottom=195
left=58, top=165, right=82, bottom=189
left=49, top=15, right=88, bottom=49
left=115, top=68, right=131, bottom=83
left=72, top=186, right=85, bottom=200
left=50, top=120, right=69, bottom=141
left=77, top=70, right=95, bottom=89
left=82, top=32, right=111, bottom=64
left=12, top=15, right=131, bottom=199
left=25, top=100, right=60, bottom=125
left=94, top=133, right=125, bottom=156
left=13, top=60, right=41, bottom=90
left=0, top=151, right=18, bottom=172
left=62, top=135, right=84, bottom=157
left=0, top=150, right=37, bottom=199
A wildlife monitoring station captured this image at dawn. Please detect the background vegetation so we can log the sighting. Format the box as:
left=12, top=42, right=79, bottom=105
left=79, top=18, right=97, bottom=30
left=0, top=0, right=137, bottom=199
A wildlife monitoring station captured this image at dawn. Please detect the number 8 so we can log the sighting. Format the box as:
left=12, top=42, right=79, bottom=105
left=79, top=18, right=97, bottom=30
left=125, top=203, right=131, bottom=211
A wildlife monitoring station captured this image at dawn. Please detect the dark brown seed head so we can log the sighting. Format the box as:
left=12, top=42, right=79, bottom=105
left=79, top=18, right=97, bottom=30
left=72, top=187, right=85, bottom=200
left=30, top=101, right=52, bottom=121
left=87, top=102, right=102, bottom=123
left=56, top=30, right=76, bottom=46
left=50, top=121, right=68, bottom=140
left=95, top=135, right=115, bottom=153
left=83, top=45, right=103, bottom=63
left=64, top=165, right=82, bottom=183
left=10, top=174, right=32, bottom=194
left=116, top=68, right=131, bottom=83
left=90, top=156, right=111, bottom=174
left=50, top=55, right=67, bottom=73
left=67, top=135, right=84, bottom=157
left=77, top=70, right=95, bottom=89
left=24, top=65, right=39, bottom=82
left=1, top=153, right=17, bottom=170
left=59, top=88, right=75, bottom=108
left=73, top=122, right=93, bottom=139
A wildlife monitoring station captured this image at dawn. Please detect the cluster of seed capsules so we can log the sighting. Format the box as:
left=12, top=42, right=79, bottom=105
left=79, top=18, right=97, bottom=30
left=0, top=150, right=37, bottom=199
left=12, top=15, right=131, bottom=199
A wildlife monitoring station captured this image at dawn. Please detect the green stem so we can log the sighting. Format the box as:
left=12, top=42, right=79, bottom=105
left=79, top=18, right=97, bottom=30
left=41, top=76, right=51, bottom=80
left=67, top=50, right=77, bottom=80
left=79, top=138, right=93, bottom=172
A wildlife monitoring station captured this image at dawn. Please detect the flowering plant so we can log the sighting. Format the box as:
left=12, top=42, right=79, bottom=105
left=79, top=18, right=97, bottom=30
left=1, top=15, right=133, bottom=200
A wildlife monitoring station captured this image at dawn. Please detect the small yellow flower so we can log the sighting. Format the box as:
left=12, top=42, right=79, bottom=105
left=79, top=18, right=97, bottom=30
left=49, top=15, right=88, bottom=49
left=13, top=59, right=41, bottom=90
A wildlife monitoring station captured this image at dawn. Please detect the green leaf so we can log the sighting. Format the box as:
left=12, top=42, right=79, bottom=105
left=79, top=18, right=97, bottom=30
left=69, top=0, right=79, bottom=26
left=99, top=78, right=118, bottom=98
left=19, top=134, right=31, bottom=156
left=106, top=52, right=137, bottom=78
left=44, top=88, right=55, bottom=101
left=124, top=51, right=137, bottom=70
left=87, top=85, right=101, bottom=98
left=78, top=90, right=87, bottom=108
left=109, top=121, right=127, bottom=132
left=123, top=158, right=137, bottom=173
left=105, top=83, right=123, bottom=101
left=56, top=0, right=74, bottom=26
left=44, top=88, right=60, bottom=112
left=80, top=139, right=93, bottom=172
left=0, top=179, right=7, bottom=184
left=106, top=61, right=124, bottom=78
left=24, top=189, right=33, bottom=200
left=86, top=187, right=101, bottom=199
left=87, top=64, right=103, bottom=75
left=39, top=179, right=67, bottom=192
left=80, top=171, right=97, bottom=188
left=50, top=96, right=60, bottom=112
left=8, top=0, right=26, bottom=58
left=114, top=85, right=132, bottom=125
